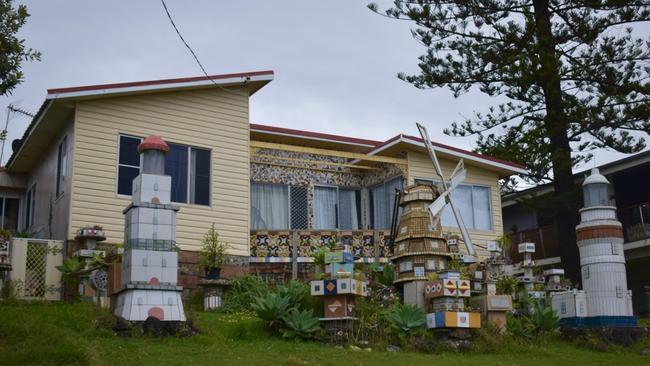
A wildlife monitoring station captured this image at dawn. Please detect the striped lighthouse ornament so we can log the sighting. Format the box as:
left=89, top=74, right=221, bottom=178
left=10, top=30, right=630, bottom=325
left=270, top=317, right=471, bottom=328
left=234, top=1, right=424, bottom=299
left=552, top=168, right=636, bottom=327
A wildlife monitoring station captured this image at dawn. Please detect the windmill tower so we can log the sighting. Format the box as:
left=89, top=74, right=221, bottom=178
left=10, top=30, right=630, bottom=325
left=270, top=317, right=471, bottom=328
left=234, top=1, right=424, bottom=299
left=416, top=123, right=478, bottom=263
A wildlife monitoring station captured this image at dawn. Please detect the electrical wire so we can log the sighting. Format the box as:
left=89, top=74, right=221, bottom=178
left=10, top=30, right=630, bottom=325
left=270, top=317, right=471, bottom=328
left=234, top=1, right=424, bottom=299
left=160, top=0, right=249, bottom=94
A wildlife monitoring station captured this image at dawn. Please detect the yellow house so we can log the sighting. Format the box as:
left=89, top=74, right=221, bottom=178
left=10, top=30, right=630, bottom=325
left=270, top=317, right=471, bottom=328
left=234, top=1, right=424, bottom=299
left=0, top=71, right=526, bottom=285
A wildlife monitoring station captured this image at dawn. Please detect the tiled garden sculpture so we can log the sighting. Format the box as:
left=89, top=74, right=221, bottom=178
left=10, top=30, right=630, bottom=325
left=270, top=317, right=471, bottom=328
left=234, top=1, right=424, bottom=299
left=424, top=271, right=481, bottom=329
left=310, top=247, right=367, bottom=321
left=469, top=241, right=512, bottom=331
left=552, top=168, right=636, bottom=327
left=514, top=242, right=546, bottom=312
left=114, top=135, right=185, bottom=322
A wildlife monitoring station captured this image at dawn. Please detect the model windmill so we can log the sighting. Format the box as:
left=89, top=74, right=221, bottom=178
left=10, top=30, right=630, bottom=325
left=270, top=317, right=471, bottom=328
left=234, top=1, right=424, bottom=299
left=416, top=123, right=477, bottom=264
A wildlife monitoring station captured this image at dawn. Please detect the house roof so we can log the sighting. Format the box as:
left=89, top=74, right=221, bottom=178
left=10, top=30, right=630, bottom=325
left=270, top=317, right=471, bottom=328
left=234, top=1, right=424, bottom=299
left=7, top=71, right=274, bottom=172
left=501, top=149, right=650, bottom=206
left=46, top=70, right=274, bottom=99
left=6, top=70, right=526, bottom=178
left=250, top=124, right=528, bottom=176
left=250, top=123, right=382, bottom=148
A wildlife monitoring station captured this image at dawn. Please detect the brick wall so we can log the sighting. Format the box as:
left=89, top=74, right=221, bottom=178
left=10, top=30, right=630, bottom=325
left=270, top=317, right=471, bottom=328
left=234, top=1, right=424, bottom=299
left=178, top=251, right=250, bottom=289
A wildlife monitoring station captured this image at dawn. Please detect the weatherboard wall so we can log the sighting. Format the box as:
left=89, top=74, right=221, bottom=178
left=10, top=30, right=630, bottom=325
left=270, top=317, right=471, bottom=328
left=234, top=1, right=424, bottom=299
left=23, top=120, right=74, bottom=240
left=69, top=88, right=251, bottom=255
left=406, top=150, right=504, bottom=258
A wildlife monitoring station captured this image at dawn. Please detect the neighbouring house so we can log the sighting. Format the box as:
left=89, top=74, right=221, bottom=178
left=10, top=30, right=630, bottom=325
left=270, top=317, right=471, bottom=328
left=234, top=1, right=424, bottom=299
left=0, top=70, right=526, bottom=293
left=502, top=151, right=650, bottom=315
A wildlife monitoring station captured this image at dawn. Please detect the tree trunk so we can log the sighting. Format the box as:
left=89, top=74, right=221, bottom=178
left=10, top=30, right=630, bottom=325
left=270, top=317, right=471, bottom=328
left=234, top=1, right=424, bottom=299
left=532, top=0, right=581, bottom=284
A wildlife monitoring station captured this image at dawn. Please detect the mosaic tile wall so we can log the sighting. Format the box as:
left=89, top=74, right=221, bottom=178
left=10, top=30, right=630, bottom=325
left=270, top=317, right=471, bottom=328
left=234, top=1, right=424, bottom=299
left=249, top=230, right=393, bottom=262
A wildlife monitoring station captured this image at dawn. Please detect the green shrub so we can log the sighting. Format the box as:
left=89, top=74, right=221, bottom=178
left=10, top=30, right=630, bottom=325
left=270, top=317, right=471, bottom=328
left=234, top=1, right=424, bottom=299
left=378, top=265, right=395, bottom=286
left=496, top=275, right=519, bottom=295
left=221, top=275, right=268, bottom=313
left=385, top=303, right=425, bottom=336
left=281, top=308, right=321, bottom=340
left=276, top=280, right=308, bottom=309
left=529, top=301, right=560, bottom=337
left=506, top=302, right=559, bottom=340
left=251, top=292, right=292, bottom=329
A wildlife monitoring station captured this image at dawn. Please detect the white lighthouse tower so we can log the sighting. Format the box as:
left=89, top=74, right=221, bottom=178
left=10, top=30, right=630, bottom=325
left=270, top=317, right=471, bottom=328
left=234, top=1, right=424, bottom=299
left=552, top=168, right=635, bottom=326
left=114, top=136, right=185, bottom=322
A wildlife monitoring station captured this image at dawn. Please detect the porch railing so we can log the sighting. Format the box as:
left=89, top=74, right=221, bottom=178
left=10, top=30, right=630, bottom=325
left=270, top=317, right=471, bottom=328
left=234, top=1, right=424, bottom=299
left=618, top=202, right=650, bottom=243
left=506, top=225, right=561, bottom=262
left=250, top=230, right=393, bottom=263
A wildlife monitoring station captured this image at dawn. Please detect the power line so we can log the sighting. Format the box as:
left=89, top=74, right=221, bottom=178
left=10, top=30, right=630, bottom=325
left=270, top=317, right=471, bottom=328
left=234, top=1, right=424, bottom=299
left=159, top=0, right=249, bottom=94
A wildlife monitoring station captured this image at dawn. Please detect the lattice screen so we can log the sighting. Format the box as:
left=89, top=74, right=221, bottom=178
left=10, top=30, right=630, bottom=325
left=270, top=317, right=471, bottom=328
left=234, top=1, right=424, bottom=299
left=24, top=242, right=48, bottom=297
left=290, top=186, right=309, bottom=230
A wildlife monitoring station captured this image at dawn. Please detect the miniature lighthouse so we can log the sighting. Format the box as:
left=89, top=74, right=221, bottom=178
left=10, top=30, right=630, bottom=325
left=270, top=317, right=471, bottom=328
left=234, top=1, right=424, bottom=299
left=552, top=168, right=635, bottom=326
left=114, top=136, right=185, bottom=322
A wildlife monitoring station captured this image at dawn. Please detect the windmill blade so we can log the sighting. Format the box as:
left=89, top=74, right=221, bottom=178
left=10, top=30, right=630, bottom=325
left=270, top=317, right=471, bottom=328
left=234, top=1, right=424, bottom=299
left=447, top=195, right=477, bottom=262
left=449, top=159, right=466, bottom=189
left=428, top=191, right=449, bottom=217
left=416, top=123, right=445, bottom=182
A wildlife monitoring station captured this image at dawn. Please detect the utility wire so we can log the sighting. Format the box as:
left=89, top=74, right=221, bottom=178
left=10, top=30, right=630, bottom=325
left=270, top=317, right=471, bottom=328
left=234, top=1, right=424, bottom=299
left=160, top=0, right=249, bottom=94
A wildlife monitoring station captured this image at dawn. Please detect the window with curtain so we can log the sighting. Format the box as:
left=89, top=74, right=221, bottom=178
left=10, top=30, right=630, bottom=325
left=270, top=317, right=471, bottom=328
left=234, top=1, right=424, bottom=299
left=117, top=135, right=210, bottom=205
left=415, top=178, right=492, bottom=230
left=250, top=182, right=289, bottom=230
left=314, top=186, right=338, bottom=229
left=313, top=186, right=361, bottom=230
left=370, top=177, right=402, bottom=229
left=338, top=188, right=360, bottom=230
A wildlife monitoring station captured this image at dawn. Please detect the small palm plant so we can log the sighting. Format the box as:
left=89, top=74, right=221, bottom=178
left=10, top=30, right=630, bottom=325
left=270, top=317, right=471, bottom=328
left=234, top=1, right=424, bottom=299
left=251, top=292, right=292, bottom=330
left=199, top=224, right=230, bottom=279
left=281, top=308, right=321, bottom=340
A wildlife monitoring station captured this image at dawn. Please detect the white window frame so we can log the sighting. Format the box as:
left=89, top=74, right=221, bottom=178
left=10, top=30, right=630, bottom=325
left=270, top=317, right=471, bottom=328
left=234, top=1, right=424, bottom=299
left=55, top=135, right=68, bottom=198
left=116, top=134, right=211, bottom=206
left=25, top=184, right=36, bottom=229
left=413, top=177, right=494, bottom=231
left=313, top=184, right=362, bottom=230
left=116, top=134, right=142, bottom=196
left=0, top=195, right=21, bottom=230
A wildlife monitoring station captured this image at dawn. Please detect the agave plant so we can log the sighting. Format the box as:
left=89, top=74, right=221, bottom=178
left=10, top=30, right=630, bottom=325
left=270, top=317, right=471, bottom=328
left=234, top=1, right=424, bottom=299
left=386, top=303, right=426, bottom=335
left=276, top=280, right=308, bottom=309
left=251, top=292, right=292, bottom=329
left=281, top=308, right=320, bottom=340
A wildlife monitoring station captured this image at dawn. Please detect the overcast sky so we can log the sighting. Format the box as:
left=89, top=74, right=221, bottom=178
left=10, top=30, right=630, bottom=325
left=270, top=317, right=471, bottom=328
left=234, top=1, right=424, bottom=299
left=1, top=0, right=647, bottom=173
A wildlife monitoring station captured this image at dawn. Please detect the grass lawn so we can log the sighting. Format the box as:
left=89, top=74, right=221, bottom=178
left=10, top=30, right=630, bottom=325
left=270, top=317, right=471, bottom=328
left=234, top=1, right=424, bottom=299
left=0, top=301, right=648, bottom=366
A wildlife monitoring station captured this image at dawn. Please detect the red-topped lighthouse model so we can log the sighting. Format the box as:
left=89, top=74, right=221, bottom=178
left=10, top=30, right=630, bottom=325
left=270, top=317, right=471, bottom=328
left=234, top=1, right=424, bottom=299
left=114, top=136, right=185, bottom=321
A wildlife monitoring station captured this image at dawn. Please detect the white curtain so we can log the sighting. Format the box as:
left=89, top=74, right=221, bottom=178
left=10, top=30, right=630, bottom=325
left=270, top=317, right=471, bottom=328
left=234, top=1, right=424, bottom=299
left=371, top=184, right=387, bottom=229
left=314, top=186, right=338, bottom=229
left=472, top=186, right=492, bottom=230
left=339, top=189, right=359, bottom=230
left=250, top=182, right=289, bottom=230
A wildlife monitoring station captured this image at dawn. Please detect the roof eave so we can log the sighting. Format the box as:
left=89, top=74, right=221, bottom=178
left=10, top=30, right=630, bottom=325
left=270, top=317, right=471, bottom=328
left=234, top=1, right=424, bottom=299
left=46, top=72, right=274, bottom=101
left=369, top=135, right=529, bottom=176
